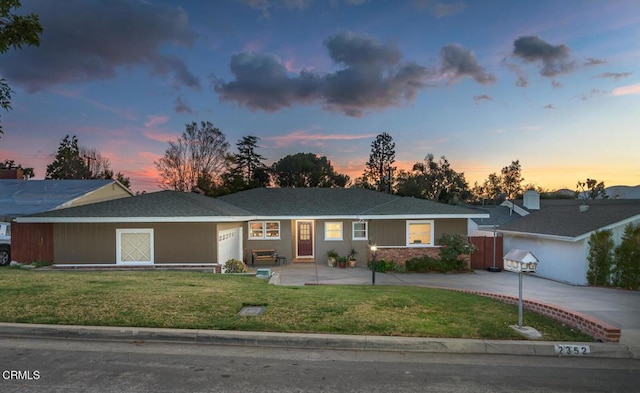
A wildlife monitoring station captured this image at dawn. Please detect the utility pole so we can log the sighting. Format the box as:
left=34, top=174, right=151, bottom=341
left=83, top=155, right=96, bottom=178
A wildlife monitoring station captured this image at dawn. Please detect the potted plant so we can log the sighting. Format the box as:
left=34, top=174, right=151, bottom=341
left=337, top=256, right=348, bottom=269
left=326, top=249, right=338, bottom=267
left=347, top=248, right=358, bottom=268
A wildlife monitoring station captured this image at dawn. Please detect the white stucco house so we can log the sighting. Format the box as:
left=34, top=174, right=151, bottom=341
left=497, top=191, right=640, bottom=285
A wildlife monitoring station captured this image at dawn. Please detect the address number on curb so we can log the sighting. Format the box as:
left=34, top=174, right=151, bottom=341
left=554, top=345, right=591, bottom=355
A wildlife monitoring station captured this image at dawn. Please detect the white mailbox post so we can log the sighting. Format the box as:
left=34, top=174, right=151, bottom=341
left=503, top=249, right=539, bottom=328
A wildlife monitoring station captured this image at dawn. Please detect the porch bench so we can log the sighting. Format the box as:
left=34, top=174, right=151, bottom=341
left=251, top=249, right=278, bottom=266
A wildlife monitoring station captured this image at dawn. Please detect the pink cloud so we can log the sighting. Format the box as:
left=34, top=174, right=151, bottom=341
left=143, top=131, right=179, bottom=143
left=265, top=130, right=376, bottom=148
left=144, top=115, right=170, bottom=128
left=612, top=83, right=640, bottom=96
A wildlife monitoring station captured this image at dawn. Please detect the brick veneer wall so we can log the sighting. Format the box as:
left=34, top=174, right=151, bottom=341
left=442, top=288, right=621, bottom=343
left=369, top=247, right=471, bottom=268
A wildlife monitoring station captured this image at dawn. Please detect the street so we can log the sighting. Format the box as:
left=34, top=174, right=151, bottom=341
left=1, top=337, right=638, bottom=392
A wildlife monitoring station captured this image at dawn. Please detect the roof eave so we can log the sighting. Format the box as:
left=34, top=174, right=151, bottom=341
left=15, top=216, right=255, bottom=223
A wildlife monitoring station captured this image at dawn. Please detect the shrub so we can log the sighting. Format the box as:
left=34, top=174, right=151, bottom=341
left=437, top=233, right=477, bottom=264
left=586, top=230, right=614, bottom=286
left=224, top=259, right=248, bottom=273
left=405, top=255, right=466, bottom=273
left=367, top=259, right=397, bottom=273
left=612, top=223, right=640, bottom=290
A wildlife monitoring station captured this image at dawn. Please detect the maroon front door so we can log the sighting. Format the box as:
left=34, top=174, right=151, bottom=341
left=296, top=221, right=313, bottom=258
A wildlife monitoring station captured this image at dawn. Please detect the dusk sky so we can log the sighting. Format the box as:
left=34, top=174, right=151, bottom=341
left=1, top=0, right=638, bottom=193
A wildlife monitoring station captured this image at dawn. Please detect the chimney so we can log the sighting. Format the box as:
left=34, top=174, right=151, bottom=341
left=523, top=190, right=540, bottom=210
left=0, top=168, right=24, bottom=179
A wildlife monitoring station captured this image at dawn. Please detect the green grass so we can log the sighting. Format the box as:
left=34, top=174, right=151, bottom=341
left=0, top=268, right=593, bottom=341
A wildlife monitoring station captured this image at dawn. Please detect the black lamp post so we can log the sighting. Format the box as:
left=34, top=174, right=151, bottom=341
left=370, top=244, right=377, bottom=285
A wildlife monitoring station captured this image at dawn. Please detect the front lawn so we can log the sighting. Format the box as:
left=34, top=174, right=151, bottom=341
left=0, top=269, right=592, bottom=341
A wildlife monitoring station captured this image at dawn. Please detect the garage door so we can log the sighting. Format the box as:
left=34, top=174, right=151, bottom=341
left=218, top=227, right=242, bottom=266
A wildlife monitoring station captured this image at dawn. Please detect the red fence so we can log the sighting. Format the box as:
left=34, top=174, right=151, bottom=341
left=11, top=222, right=54, bottom=264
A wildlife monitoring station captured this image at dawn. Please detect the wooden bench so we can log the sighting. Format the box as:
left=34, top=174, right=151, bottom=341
left=251, top=249, right=278, bottom=266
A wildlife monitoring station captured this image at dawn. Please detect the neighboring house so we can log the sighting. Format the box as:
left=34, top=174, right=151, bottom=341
left=0, top=179, right=133, bottom=264
left=0, top=179, right=133, bottom=221
left=497, top=192, right=640, bottom=285
left=13, top=188, right=488, bottom=267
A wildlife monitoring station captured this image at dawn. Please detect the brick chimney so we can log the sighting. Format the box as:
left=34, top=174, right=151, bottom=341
left=0, top=168, right=24, bottom=179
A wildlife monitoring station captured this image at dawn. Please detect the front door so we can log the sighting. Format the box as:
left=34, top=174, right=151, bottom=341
left=296, top=221, right=314, bottom=258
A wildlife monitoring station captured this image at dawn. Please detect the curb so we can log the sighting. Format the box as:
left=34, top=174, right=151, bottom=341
left=0, top=322, right=635, bottom=359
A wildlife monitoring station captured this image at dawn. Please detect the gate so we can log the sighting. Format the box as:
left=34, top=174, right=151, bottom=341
left=469, top=235, right=503, bottom=270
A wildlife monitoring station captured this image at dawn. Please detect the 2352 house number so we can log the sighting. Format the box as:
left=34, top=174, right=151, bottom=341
left=554, top=345, right=590, bottom=355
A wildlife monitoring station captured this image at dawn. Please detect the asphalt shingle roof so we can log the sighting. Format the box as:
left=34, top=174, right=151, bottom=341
left=498, top=199, right=640, bottom=239
left=219, top=187, right=483, bottom=217
left=25, top=190, right=253, bottom=219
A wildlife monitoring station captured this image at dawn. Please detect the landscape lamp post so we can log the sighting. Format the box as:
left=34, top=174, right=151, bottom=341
left=370, top=244, right=377, bottom=286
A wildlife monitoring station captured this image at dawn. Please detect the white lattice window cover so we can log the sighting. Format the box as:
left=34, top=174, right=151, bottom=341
left=117, top=229, right=154, bottom=264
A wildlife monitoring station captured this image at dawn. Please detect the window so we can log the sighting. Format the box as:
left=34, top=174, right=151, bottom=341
left=249, top=221, right=280, bottom=239
left=352, top=221, right=368, bottom=240
left=116, top=229, right=154, bottom=264
left=406, top=220, right=434, bottom=247
left=324, top=222, right=343, bottom=241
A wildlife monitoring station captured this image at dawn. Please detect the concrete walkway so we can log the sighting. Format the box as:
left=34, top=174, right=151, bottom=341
left=265, top=263, right=640, bottom=350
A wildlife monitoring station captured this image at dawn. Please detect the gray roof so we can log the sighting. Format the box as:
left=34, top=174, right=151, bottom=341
left=470, top=205, right=524, bottom=227
left=498, top=199, right=640, bottom=240
left=0, top=179, right=129, bottom=218
left=219, top=187, right=485, bottom=218
left=19, top=190, right=253, bottom=222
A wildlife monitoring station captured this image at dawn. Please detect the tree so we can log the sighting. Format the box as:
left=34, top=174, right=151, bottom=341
left=271, top=153, right=349, bottom=188
left=232, top=135, right=269, bottom=189
left=1, top=0, right=43, bottom=137
left=358, top=132, right=396, bottom=192
left=470, top=159, right=524, bottom=203
left=501, top=159, right=523, bottom=200
left=612, top=223, right=640, bottom=290
left=576, top=178, right=608, bottom=200
left=78, top=146, right=131, bottom=188
left=154, top=121, right=230, bottom=192
left=396, top=154, right=470, bottom=204
left=586, top=230, right=614, bottom=286
left=1, top=159, right=34, bottom=178
left=46, top=135, right=90, bottom=179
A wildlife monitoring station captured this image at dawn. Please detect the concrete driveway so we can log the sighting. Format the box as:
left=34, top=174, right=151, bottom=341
left=264, top=263, right=640, bottom=349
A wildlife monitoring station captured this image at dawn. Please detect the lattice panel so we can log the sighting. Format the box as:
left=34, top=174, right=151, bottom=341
left=120, top=232, right=151, bottom=262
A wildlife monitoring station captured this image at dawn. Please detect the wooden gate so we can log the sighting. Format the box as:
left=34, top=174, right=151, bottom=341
left=469, top=235, right=503, bottom=270
left=11, top=222, right=54, bottom=264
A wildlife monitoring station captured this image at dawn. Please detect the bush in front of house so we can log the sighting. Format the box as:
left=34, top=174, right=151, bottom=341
left=224, top=259, right=248, bottom=273
left=436, top=233, right=478, bottom=264
left=404, top=255, right=466, bottom=273
left=367, top=259, right=398, bottom=273
left=586, top=230, right=614, bottom=286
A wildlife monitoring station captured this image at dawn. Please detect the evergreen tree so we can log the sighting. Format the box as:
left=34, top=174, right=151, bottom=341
left=45, top=135, right=90, bottom=179
left=358, top=132, right=396, bottom=193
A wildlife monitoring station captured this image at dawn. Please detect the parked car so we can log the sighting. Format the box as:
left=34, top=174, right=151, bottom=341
left=0, top=222, right=11, bottom=266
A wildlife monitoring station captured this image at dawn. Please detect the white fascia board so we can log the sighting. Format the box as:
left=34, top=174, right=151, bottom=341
left=15, top=216, right=255, bottom=224
left=499, top=201, right=529, bottom=216
left=497, top=229, right=578, bottom=242
left=359, top=214, right=490, bottom=220
left=251, top=214, right=489, bottom=221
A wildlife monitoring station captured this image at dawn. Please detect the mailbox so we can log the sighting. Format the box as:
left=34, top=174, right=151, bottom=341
left=503, top=249, right=538, bottom=273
